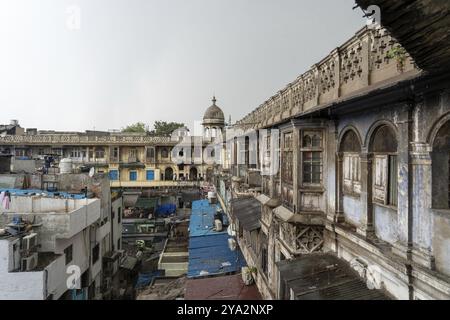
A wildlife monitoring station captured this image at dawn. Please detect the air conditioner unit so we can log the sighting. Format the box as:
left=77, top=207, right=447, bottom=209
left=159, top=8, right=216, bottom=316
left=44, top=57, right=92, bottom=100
left=21, top=252, right=38, bottom=271
left=22, top=233, right=38, bottom=251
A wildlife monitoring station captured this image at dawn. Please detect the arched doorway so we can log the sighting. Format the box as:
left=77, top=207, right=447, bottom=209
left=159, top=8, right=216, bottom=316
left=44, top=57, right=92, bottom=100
left=189, top=167, right=198, bottom=181
left=206, top=167, right=213, bottom=182
left=164, top=167, right=174, bottom=181
left=431, top=120, right=450, bottom=209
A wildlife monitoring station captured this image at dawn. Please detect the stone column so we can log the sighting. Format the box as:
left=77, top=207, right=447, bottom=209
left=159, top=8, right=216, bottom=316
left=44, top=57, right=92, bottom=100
left=292, top=127, right=299, bottom=213
left=357, top=151, right=375, bottom=237
left=331, top=152, right=345, bottom=223
left=392, top=108, right=413, bottom=260
left=409, top=142, right=435, bottom=269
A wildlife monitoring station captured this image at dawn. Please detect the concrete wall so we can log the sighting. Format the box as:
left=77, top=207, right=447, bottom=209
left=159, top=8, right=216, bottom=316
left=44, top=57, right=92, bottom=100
left=0, top=272, right=45, bottom=299
left=343, top=196, right=362, bottom=227
left=432, top=211, right=450, bottom=276
left=373, top=205, right=398, bottom=245
left=0, top=197, right=100, bottom=251
left=53, top=229, right=92, bottom=299
left=11, top=159, right=36, bottom=173
left=111, top=196, right=123, bottom=251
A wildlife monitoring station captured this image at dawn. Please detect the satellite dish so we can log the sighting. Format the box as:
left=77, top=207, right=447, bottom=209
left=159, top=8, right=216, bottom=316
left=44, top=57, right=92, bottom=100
left=88, top=167, right=95, bottom=177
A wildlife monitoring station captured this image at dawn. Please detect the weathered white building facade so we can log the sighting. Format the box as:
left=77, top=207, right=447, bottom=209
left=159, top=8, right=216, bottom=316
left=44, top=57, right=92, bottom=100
left=0, top=173, right=124, bottom=300
left=216, top=17, right=450, bottom=300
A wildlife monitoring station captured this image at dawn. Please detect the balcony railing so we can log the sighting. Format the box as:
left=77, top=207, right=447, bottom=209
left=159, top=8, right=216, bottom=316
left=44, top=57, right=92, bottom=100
left=279, top=223, right=324, bottom=254
left=0, top=134, right=173, bottom=145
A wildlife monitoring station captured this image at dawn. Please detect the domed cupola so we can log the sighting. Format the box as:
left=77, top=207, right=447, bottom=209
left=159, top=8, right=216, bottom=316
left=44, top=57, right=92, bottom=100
left=203, top=96, right=225, bottom=138
left=203, top=96, right=225, bottom=126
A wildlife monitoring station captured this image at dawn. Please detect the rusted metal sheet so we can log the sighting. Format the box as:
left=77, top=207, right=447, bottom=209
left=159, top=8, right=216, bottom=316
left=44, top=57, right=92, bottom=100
left=185, top=274, right=262, bottom=300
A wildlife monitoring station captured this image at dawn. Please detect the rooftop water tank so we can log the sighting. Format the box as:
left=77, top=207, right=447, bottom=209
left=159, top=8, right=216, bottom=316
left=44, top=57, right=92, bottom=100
left=59, top=158, right=73, bottom=174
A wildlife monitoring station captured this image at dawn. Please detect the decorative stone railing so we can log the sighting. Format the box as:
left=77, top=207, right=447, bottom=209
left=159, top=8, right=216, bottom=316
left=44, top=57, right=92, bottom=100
left=0, top=134, right=173, bottom=145
left=236, top=26, right=419, bottom=130
left=0, top=133, right=220, bottom=146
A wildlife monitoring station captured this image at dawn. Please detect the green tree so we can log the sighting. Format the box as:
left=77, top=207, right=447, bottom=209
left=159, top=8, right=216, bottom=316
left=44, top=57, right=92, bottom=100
left=121, top=122, right=148, bottom=133
left=149, top=121, right=185, bottom=136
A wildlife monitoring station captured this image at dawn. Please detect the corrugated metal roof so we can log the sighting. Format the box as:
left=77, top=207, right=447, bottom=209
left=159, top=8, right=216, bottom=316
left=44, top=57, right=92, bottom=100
left=185, top=274, right=262, bottom=300
left=188, top=233, right=247, bottom=278
left=0, top=188, right=87, bottom=199
left=277, top=253, right=390, bottom=300
left=189, top=200, right=227, bottom=237
left=231, top=197, right=261, bottom=231
left=134, top=197, right=158, bottom=209
left=187, top=200, right=246, bottom=278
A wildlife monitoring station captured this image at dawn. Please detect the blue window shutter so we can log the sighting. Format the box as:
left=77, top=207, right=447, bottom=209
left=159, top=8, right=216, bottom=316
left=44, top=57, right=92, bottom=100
left=109, top=170, right=118, bottom=181
left=146, top=170, right=155, bottom=181
left=129, top=171, right=137, bottom=181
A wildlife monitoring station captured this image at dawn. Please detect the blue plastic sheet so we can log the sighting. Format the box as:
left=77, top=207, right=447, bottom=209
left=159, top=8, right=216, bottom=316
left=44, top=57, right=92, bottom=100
left=135, top=270, right=163, bottom=289
left=155, top=203, right=177, bottom=216
left=0, top=188, right=87, bottom=199
left=187, top=200, right=247, bottom=278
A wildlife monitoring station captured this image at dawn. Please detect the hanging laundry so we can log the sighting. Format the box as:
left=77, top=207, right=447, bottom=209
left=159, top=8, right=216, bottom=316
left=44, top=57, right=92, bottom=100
left=2, top=196, right=10, bottom=210
left=2, top=191, right=10, bottom=210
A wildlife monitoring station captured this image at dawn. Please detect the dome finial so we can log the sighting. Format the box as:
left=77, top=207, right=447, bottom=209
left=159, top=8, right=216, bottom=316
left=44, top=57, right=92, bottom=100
left=212, top=96, right=217, bottom=105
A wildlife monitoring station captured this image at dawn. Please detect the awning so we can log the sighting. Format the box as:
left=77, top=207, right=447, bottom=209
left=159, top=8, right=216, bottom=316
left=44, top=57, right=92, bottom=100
left=120, top=256, right=139, bottom=271
left=256, top=194, right=270, bottom=205
left=231, top=197, right=261, bottom=231
left=274, top=205, right=295, bottom=222
left=134, top=197, right=158, bottom=209
left=277, top=253, right=389, bottom=300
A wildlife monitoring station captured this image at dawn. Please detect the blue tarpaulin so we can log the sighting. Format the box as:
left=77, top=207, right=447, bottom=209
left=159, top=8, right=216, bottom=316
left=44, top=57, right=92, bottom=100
left=0, top=188, right=87, bottom=199
left=155, top=203, right=176, bottom=216
left=187, top=199, right=247, bottom=278
left=188, top=234, right=246, bottom=278
left=135, top=270, right=163, bottom=289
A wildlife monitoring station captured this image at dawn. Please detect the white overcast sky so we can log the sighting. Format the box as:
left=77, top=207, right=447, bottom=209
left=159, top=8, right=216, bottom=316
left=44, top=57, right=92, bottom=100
left=0, top=0, right=364, bottom=132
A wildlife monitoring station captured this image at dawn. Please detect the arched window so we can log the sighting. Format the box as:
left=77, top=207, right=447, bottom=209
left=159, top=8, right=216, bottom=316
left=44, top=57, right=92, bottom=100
left=370, top=125, right=398, bottom=206
left=189, top=167, right=198, bottom=181
left=164, top=167, right=174, bottom=181
left=340, top=130, right=362, bottom=195
left=95, top=147, right=105, bottom=159
left=161, top=148, right=169, bottom=159
left=432, top=120, right=450, bottom=209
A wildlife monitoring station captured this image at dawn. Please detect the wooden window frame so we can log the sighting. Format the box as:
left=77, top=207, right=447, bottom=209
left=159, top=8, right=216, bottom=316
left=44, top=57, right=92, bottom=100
left=373, top=153, right=398, bottom=207
left=300, top=130, right=323, bottom=187
left=343, top=152, right=361, bottom=196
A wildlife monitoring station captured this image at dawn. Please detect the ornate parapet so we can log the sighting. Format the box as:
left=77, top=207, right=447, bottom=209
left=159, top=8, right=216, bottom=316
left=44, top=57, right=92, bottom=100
left=235, top=26, right=419, bottom=129
left=0, top=134, right=174, bottom=146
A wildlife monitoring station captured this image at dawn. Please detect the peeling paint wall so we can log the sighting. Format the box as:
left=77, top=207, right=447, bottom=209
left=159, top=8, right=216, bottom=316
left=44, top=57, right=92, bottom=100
left=432, top=212, right=450, bottom=276
left=343, top=196, right=362, bottom=227
left=373, top=205, right=398, bottom=245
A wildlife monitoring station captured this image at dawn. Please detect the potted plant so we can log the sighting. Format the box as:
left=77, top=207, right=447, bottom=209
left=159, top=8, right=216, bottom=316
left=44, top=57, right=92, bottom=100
left=242, top=266, right=257, bottom=285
